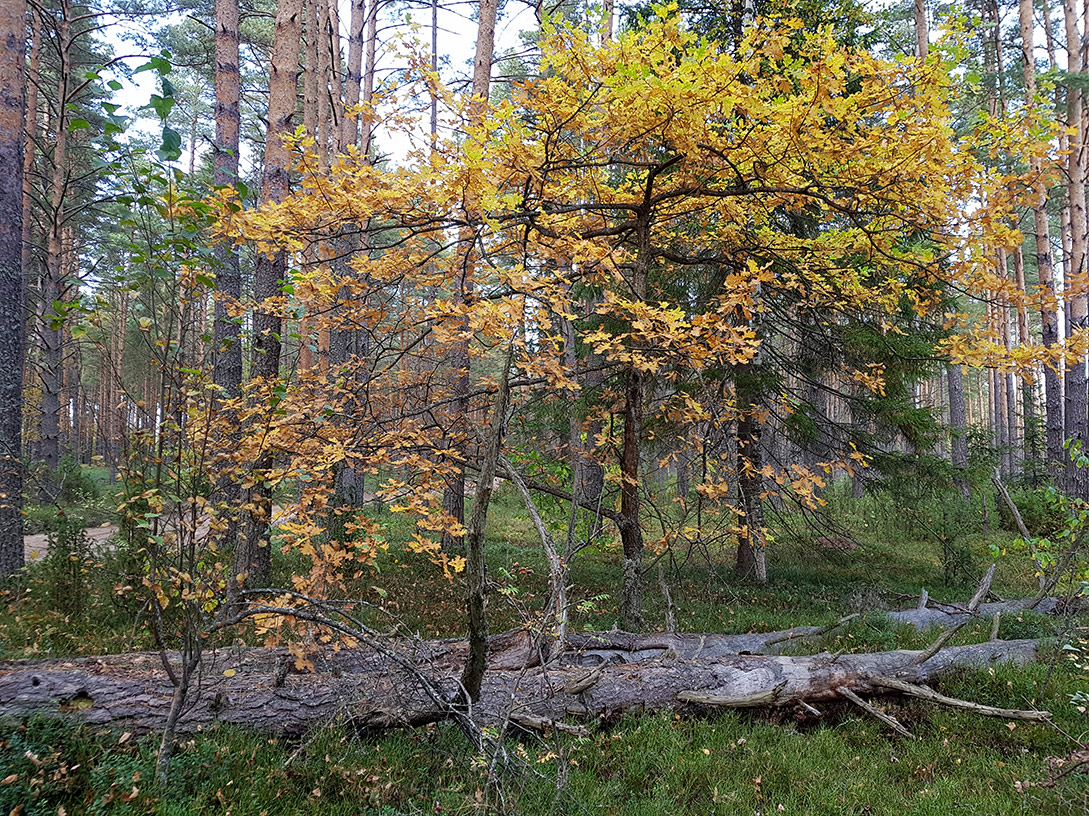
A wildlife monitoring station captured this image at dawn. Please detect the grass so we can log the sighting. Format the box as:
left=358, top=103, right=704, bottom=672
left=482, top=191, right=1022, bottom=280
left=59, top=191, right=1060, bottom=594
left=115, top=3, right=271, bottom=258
left=0, top=480, right=1087, bottom=813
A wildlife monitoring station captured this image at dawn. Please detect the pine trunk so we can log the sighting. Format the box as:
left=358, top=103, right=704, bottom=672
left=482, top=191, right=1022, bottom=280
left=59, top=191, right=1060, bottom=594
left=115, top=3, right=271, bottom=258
left=1064, top=0, right=1088, bottom=495
left=243, top=0, right=303, bottom=587
left=1025, top=0, right=1067, bottom=476
left=0, top=0, right=26, bottom=577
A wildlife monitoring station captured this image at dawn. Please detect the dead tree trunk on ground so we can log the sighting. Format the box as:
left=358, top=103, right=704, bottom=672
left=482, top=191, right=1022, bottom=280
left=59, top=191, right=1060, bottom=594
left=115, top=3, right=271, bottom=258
left=0, top=633, right=1046, bottom=738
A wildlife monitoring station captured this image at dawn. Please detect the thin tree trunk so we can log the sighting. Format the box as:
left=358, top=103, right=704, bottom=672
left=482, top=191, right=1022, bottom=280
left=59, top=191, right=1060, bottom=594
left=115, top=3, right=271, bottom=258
left=441, top=0, right=498, bottom=550
left=1013, top=246, right=1039, bottom=469
left=0, top=0, right=26, bottom=577
left=1027, top=0, right=1067, bottom=477
left=1064, top=0, right=1088, bottom=495
left=736, top=379, right=767, bottom=582
left=618, top=212, right=651, bottom=628
left=359, top=0, right=378, bottom=158
left=325, top=0, right=344, bottom=150
left=303, top=0, right=319, bottom=140
left=40, top=0, right=71, bottom=499
left=343, top=0, right=365, bottom=149
left=948, top=361, right=969, bottom=497
left=460, top=345, right=512, bottom=703
left=315, top=0, right=331, bottom=168
left=430, top=0, right=438, bottom=139
left=20, top=7, right=37, bottom=288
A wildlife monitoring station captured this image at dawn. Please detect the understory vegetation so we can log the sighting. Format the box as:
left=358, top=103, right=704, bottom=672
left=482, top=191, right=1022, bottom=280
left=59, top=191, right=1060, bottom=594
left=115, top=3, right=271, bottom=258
left=2, top=476, right=1088, bottom=815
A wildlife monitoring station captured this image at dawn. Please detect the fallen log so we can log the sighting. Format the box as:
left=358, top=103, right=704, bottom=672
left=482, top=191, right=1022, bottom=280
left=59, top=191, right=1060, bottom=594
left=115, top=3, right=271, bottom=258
left=884, top=598, right=1060, bottom=629
left=0, top=631, right=1046, bottom=738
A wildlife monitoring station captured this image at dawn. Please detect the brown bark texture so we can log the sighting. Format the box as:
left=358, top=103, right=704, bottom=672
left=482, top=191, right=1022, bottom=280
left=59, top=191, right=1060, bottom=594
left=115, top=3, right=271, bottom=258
left=0, top=0, right=26, bottom=576
left=243, top=0, right=303, bottom=586
left=212, top=0, right=242, bottom=400
left=1023, top=0, right=1066, bottom=473
left=0, top=631, right=1043, bottom=737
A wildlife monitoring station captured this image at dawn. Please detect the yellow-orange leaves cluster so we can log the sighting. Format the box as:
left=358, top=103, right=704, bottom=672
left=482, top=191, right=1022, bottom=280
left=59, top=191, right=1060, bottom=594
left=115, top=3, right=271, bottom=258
left=216, top=7, right=1025, bottom=597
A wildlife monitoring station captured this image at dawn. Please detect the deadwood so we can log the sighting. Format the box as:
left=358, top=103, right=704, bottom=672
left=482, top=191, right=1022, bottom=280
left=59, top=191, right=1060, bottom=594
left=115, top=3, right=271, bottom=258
left=0, top=630, right=1045, bottom=737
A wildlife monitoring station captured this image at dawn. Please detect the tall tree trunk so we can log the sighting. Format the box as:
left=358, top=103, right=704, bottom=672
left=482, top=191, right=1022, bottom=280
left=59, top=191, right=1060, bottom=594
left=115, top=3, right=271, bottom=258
left=212, top=0, right=243, bottom=574
left=618, top=364, right=645, bottom=629
left=303, top=0, right=319, bottom=140
left=618, top=215, right=651, bottom=629
left=1064, top=0, right=1088, bottom=495
left=315, top=0, right=331, bottom=169
left=343, top=0, right=365, bottom=150
left=241, top=0, right=303, bottom=587
left=213, top=0, right=242, bottom=399
left=20, top=7, right=37, bottom=290
left=324, top=0, right=343, bottom=152
left=1013, top=246, right=1039, bottom=471
left=1023, top=0, right=1066, bottom=479
left=430, top=0, right=438, bottom=138
left=359, top=0, right=378, bottom=158
left=441, top=0, right=498, bottom=550
left=40, top=0, right=70, bottom=499
left=914, top=0, right=928, bottom=59
left=0, top=0, right=26, bottom=577
left=949, top=364, right=970, bottom=497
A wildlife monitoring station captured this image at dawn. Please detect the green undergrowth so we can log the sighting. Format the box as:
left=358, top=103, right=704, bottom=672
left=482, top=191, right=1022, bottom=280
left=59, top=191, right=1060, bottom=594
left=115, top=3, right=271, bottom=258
left=0, top=483, right=1072, bottom=657
left=1, top=483, right=1087, bottom=812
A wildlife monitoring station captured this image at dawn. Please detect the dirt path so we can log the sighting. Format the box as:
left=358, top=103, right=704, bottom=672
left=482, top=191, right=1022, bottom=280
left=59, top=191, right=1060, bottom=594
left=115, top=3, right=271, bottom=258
left=19, top=499, right=387, bottom=564
left=20, top=504, right=308, bottom=564
left=23, top=523, right=119, bottom=563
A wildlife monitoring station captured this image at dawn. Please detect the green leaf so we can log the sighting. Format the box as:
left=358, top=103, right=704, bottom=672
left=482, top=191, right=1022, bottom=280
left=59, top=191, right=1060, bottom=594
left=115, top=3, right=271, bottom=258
left=147, top=94, right=175, bottom=121
left=69, top=118, right=90, bottom=131
left=107, top=79, right=123, bottom=91
left=157, top=126, right=183, bottom=161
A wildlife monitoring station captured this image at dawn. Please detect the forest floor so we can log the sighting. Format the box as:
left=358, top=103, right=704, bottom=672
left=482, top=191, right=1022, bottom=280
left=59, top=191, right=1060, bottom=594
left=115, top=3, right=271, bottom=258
left=0, top=481, right=1088, bottom=814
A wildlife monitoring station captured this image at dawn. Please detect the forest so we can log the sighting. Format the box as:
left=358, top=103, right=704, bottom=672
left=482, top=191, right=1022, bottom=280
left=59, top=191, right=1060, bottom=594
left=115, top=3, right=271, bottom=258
left=0, top=0, right=1088, bottom=812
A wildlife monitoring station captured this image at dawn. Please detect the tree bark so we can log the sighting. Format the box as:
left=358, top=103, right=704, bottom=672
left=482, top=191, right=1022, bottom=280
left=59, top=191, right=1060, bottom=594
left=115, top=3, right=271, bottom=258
left=359, top=0, right=378, bottom=158
left=619, top=366, right=645, bottom=628
left=1064, top=0, right=1088, bottom=496
left=343, top=0, right=365, bottom=149
left=1023, top=0, right=1066, bottom=477
left=0, top=0, right=26, bottom=577
left=213, top=0, right=242, bottom=400
left=1013, top=246, right=1039, bottom=470
left=20, top=6, right=37, bottom=293
left=914, top=0, right=928, bottom=59
left=441, top=0, right=498, bottom=550
left=948, top=363, right=970, bottom=496
left=39, top=0, right=71, bottom=499
left=459, top=347, right=511, bottom=702
left=618, top=212, right=652, bottom=629
left=0, top=636, right=1044, bottom=736
left=242, top=0, right=303, bottom=587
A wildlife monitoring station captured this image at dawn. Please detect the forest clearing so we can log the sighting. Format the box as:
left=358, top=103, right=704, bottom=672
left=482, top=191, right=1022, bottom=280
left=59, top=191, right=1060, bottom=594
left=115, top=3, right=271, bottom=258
left=1, top=0, right=1089, bottom=813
